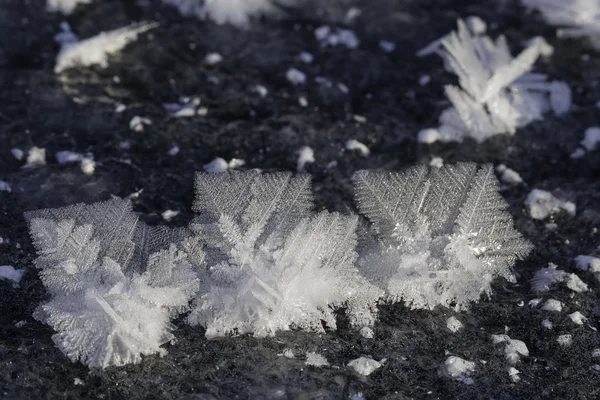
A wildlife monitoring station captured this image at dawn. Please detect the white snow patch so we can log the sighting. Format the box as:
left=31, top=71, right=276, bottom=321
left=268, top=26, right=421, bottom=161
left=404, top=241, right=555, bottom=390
left=55, top=23, right=157, bottom=73
left=130, top=116, right=152, bottom=132
left=542, top=319, right=553, bottom=329
left=345, top=140, right=370, bottom=157
left=347, top=357, right=383, bottom=376
left=359, top=326, right=374, bottom=339
left=557, top=334, right=573, bottom=347
left=162, top=210, right=180, bottom=222
left=581, top=127, right=600, bottom=151
left=296, top=146, right=315, bottom=172
left=204, top=52, right=223, bottom=66
left=80, top=157, right=96, bottom=175
left=417, top=128, right=441, bottom=144
left=305, top=352, right=329, bottom=367
left=446, top=316, right=464, bottom=332
left=525, top=189, right=576, bottom=219
left=496, top=164, right=523, bottom=185
left=541, top=299, right=563, bottom=312
left=298, top=96, right=308, bottom=107
left=439, top=356, right=475, bottom=384
left=23, top=147, right=46, bottom=168
left=254, top=85, right=268, bottom=97
left=568, top=311, right=587, bottom=325
left=286, top=68, right=306, bottom=85
left=203, top=157, right=229, bottom=173
left=168, top=146, right=180, bottom=156
left=115, top=104, right=127, bottom=113
left=0, top=265, right=24, bottom=284
left=430, top=157, right=444, bottom=168
left=0, top=180, right=11, bottom=193
left=575, top=255, right=600, bottom=274
left=491, top=334, right=529, bottom=365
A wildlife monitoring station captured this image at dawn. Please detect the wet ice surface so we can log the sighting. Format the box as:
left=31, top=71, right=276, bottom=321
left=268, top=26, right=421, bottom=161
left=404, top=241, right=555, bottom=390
left=1, top=0, right=600, bottom=398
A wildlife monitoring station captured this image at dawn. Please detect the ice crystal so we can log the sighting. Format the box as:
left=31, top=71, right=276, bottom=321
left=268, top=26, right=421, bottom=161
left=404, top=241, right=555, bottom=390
left=187, top=171, right=380, bottom=337
left=523, top=0, right=600, bottom=49
left=55, top=23, right=157, bottom=73
left=355, top=162, right=532, bottom=309
left=418, top=18, right=571, bottom=143
left=26, top=199, right=200, bottom=368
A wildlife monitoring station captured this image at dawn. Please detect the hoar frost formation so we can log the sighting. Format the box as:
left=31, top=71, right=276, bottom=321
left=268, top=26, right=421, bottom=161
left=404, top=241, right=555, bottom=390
left=418, top=18, right=571, bottom=143
left=26, top=163, right=532, bottom=368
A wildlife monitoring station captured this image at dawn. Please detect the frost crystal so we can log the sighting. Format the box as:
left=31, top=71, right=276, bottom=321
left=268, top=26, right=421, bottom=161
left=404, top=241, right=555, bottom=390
left=355, top=162, right=532, bottom=309
left=187, top=171, right=380, bottom=337
left=523, top=0, right=600, bottom=50
left=26, top=199, right=200, bottom=368
left=55, top=23, right=157, bottom=73
left=418, top=18, right=571, bottom=143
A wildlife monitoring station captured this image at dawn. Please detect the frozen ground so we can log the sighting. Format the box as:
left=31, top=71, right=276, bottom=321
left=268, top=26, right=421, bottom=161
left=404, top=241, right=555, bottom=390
left=1, top=0, right=600, bottom=398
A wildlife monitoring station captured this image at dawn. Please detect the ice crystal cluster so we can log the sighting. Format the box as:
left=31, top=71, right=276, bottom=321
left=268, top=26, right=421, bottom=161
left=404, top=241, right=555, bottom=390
left=162, top=0, right=296, bottom=26
left=187, top=171, right=380, bottom=337
left=523, top=0, right=600, bottom=49
left=355, top=163, right=532, bottom=309
left=26, top=199, right=200, bottom=368
left=418, top=18, right=571, bottom=143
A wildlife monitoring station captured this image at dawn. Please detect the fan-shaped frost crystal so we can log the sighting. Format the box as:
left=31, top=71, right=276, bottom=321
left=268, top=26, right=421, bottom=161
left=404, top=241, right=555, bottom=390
left=187, top=171, right=381, bottom=337
left=522, top=0, right=600, bottom=49
left=25, top=199, right=200, bottom=368
left=418, top=18, right=571, bottom=143
left=355, top=163, right=532, bottom=309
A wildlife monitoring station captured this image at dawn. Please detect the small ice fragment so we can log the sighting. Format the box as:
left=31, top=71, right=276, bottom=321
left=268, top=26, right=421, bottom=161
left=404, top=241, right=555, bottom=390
left=11, top=148, right=24, bottom=160
left=56, top=151, right=83, bottom=164
left=417, top=128, right=440, bottom=144
left=353, top=115, right=367, bottom=123
left=296, top=146, right=315, bottom=172
left=446, top=316, right=464, bottom=332
left=592, top=349, right=600, bottom=358
left=360, top=326, right=374, bottom=339
left=305, top=352, right=329, bottom=367
left=129, top=116, right=152, bottom=132
left=119, top=141, right=131, bottom=150
left=379, top=40, right=396, bottom=53
left=496, top=164, right=523, bottom=185
left=541, top=299, right=562, bottom=312
left=80, top=157, right=95, bottom=175
left=24, top=147, right=46, bottom=168
left=0, top=180, right=11, bottom=193
left=508, top=367, right=520, bottom=382
left=525, top=189, right=575, bottom=219
left=298, top=51, right=314, bottom=64
left=115, top=103, right=127, bottom=113
left=197, top=107, right=208, bottom=116
left=465, top=16, right=487, bottom=34
left=529, top=298, right=542, bottom=307
left=337, top=83, right=350, bottom=94
left=542, top=319, right=553, bottom=329
left=0, top=265, right=24, bottom=283
left=314, top=25, right=331, bottom=41
left=298, top=96, right=308, bottom=107
left=254, top=85, right=268, bottom=97
left=570, top=148, right=586, bottom=159
left=557, top=334, right=572, bottom=347
left=204, top=52, right=223, bottom=66
left=430, top=157, right=444, bottom=168
left=282, top=349, right=295, bottom=359
left=575, top=255, right=600, bottom=273
left=419, top=75, right=431, bottom=86
left=162, top=209, right=180, bottom=222
left=581, top=127, right=600, bottom=151
left=15, top=320, right=26, bottom=328
left=345, top=139, right=370, bottom=157
left=550, top=82, right=572, bottom=115
left=565, top=273, right=588, bottom=293
left=286, top=68, right=306, bottom=85
left=568, top=311, right=587, bottom=325
left=203, top=157, right=229, bottom=173
left=73, top=378, right=84, bottom=385
left=173, top=106, right=196, bottom=118
left=347, top=357, right=383, bottom=376
left=491, top=335, right=529, bottom=365
left=168, top=146, right=180, bottom=156
left=545, top=222, right=558, bottom=230
left=345, top=7, right=362, bottom=23
left=439, top=356, right=475, bottom=384
left=228, top=158, right=245, bottom=169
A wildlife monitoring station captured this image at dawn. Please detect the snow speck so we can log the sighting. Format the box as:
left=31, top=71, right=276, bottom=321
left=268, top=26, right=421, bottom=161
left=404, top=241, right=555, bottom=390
left=315, top=26, right=360, bottom=49
left=508, top=367, right=521, bottom=382
left=492, top=334, right=529, bottom=365
left=129, top=116, right=152, bottom=132
left=197, top=107, right=208, bottom=116
left=353, top=115, right=367, bottom=123
left=465, top=15, right=487, bottom=34
left=203, top=157, right=229, bottom=173
left=23, top=147, right=46, bottom=168
left=446, top=316, right=464, bottom=333
left=298, top=96, right=308, bottom=107
left=557, top=334, right=573, bottom=347
left=296, top=146, right=315, bottom=172
left=305, top=352, right=329, bottom=367
left=360, top=326, right=374, bottom=339
left=115, top=103, right=127, bottom=113
left=581, top=127, right=600, bottom=151
left=541, top=299, right=563, bottom=312
left=281, top=349, right=295, bottom=359
left=430, top=157, right=444, bottom=168
left=286, top=68, right=306, bottom=86
left=568, top=311, right=587, bottom=325
left=56, top=151, right=84, bottom=164
left=417, top=128, right=441, bottom=144
left=80, top=157, right=96, bottom=175
left=379, top=40, right=396, bottom=53
left=439, top=356, right=475, bottom=384
left=550, top=81, right=572, bottom=115
left=254, top=85, right=268, bottom=97
left=204, top=52, right=223, bottom=66
left=0, top=180, right=11, bottom=193
left=297, top=51, right=314, bottom=64
left=496, top=164, right=523, bottom=185
left=419, top=75, right=431, bottom=86
left=529, top=298, right=542, bottom=307
left=11, top=148, right=23, bottom=161
left=542, top=319, right=553, bottom=329
left=162, top=210, right=180, bottom=222
left=347, top=357, right=384, bottom=376
left=73, top=378, right=84, bottom=386
left=592, top=349, right=600, bottom=358
left=345, top=140, right=370, bottom=157
left=168, top=146, right=180, bottom=156
left=15, top=320, right=26, bottom=328
left=570, top=148, right=586, bottom=159
left=0, top=265, right=24, bottom=284
left=525, top=189, right=576, bottom=220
